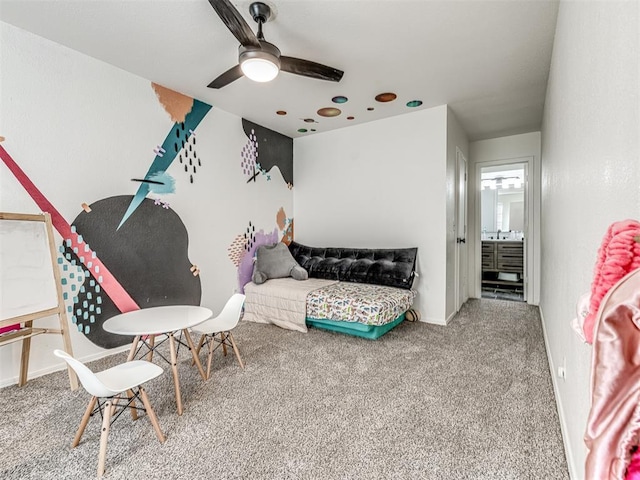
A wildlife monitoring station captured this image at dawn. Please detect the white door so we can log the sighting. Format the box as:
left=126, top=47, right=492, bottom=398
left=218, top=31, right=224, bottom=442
left=455, top=149, right=468, bottom=311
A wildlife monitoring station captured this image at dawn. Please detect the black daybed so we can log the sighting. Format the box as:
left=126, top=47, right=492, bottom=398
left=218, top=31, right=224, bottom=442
left=243, top=242, right=418, bottom=339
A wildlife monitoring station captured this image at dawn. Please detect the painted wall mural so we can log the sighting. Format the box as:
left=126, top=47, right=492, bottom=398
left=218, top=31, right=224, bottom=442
left=230, top=118, right=296, bottom=292
left=118, top=91, right=211, bottom=230
left=1, top=77, right=295, bottom=350
left=0, top=84, right=211, bottom=349
left=241, top=119, right=293, bottom=187
left=1, top=27, right=294, bottom=384
left=0, top=146, right=140, bottom=318
left=227, top=207, right=294, bottom=293
left=277, top=206, right=294, bottom=245
left=62, top=196, right=201, bottom=348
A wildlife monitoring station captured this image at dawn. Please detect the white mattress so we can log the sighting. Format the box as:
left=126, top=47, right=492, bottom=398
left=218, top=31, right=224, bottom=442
left=243, top=278, right=338, bottom=332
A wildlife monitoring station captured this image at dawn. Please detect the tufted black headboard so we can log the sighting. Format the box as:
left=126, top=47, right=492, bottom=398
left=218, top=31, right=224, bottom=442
left=288, top=241, right=418, bottom=290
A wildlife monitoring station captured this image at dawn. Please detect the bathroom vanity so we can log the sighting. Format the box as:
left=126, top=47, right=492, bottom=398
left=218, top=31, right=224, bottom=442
left=481, top=240, right=524, bottom=291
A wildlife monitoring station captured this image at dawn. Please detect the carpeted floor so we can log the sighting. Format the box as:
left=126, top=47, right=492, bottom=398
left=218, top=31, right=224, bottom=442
left=0, top=298, right=569, bottom=479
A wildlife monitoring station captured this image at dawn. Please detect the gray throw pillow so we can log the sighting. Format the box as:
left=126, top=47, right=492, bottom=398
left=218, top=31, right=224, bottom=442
left=252, top=243, right=309, bottom=284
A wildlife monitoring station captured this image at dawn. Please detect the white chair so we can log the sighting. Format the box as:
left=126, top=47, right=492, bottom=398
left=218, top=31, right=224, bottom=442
left=53, top=349, right=166, bottom=478
left=192, top=293, right=246, bottom=380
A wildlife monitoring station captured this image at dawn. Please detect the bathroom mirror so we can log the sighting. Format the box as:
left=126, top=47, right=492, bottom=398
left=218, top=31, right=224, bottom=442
left=480, top=165, right=525, bottom=239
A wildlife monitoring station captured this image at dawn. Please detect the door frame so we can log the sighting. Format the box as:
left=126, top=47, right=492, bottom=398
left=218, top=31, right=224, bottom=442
left=454, top=148, right=468, bottom=311
left=474, top=156, right=535, bottom=303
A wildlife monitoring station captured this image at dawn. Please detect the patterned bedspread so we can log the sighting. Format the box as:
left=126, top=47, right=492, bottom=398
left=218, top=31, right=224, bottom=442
left=306, top=282, right=417, bottom=326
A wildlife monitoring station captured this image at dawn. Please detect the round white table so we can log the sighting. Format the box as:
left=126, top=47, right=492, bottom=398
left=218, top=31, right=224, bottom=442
left=103, top=305, right=213, bottom=416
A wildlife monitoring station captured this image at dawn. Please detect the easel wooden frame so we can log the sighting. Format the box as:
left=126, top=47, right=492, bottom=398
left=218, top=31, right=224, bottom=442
left=0, top=212, right=78, bottom=390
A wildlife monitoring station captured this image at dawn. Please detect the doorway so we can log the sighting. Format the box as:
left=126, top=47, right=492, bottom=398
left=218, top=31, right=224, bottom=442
left=479, top=162, right=527, bottom=302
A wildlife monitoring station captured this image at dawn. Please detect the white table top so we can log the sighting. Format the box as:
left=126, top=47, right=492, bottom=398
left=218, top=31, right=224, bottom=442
left=103, top=305, right=213, bottom=336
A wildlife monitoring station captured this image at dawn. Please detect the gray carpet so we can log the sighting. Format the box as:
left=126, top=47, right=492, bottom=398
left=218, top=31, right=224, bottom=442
left=0, top=299, right=569, bottom=479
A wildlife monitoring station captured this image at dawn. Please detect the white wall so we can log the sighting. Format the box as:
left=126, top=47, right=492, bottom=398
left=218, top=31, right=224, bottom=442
left=469, top=132, right=541, bottom=304
left=293, top=106, right=449, bottom=324
left=0, top=24, right=292, bottom=386
left=539, top=1, right=639, bottom=478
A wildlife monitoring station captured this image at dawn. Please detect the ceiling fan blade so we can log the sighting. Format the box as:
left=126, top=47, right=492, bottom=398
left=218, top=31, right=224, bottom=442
left=208, top=0, right=260, bottom=48
left=280, top=56, right=344, bottom=83
left=208, top=64, right=244, bottom=89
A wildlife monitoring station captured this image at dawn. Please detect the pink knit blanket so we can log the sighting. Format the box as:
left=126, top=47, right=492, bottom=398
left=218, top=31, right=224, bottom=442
left=583, top=219, right=640, bottom=344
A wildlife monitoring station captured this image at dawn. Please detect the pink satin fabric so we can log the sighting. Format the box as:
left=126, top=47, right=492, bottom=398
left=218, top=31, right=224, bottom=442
left=585, top=268, right=640, bottom=480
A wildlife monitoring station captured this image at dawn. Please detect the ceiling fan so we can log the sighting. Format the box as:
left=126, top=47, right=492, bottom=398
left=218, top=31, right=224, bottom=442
left=207, top=0, right=344, bottom=88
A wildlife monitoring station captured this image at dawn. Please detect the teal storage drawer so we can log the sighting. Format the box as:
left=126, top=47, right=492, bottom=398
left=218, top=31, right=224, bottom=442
left=306, top=313, right=405, bottom=340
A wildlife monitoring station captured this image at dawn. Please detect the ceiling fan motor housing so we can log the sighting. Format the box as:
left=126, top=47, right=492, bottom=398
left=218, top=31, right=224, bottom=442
left=239, top=41, right=281, bottom=68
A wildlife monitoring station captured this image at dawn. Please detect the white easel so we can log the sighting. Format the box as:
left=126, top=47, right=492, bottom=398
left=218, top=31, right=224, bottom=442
left=0, top=212, right=78, bottom=390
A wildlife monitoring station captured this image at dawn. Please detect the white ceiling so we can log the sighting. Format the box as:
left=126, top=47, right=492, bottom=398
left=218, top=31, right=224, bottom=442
left=0, top=0, right=559, bottom=140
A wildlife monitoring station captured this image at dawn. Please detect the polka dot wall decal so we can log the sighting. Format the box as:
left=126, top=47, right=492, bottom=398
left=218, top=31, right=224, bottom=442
left=317, top=107, right=341, bottom=117
left=276, top=110, right=287, bottom=115
left=375, top=92, right=397, bottom=102
left=298, top=128, right=308, bottom=133
left=367, top=107, right=375, bottom=111
left=311, top=129, right=316, bottom=132
left=332, top=96, right=348, bottom=104
left=347, top=116, right=355, bottom=120
left=406, top=100, right=423, bottom=108
left=303, top=118, right=316, bottom=123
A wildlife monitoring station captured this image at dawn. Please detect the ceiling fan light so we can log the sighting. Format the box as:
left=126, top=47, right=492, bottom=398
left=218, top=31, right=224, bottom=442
left=239, top=42, right=281, bottom=83
left=241, top=57, right=279, bottom=82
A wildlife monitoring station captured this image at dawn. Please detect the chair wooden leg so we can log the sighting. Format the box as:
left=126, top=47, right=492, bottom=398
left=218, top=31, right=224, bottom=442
left=228, top=332, right=245, bottom=369
left=221, top=332, right=228, bottom=356
left=191, top=334, right=206, bottom=367
left=196, top=334, right=206, bottom=356
left=97, top=399, right=113, bottom=478
left=139, top=386, right=166, bottom=444
left=206, top=335, right=214, bottom=380
left=127, top=389, right=138, bottom=421
left=146, top=335, right=156, bottom=362
left=183, top=329, right=207, bottom=382
left=72, top=396, right=97, bottom=448
left=110, top=396, right=118, bottom=417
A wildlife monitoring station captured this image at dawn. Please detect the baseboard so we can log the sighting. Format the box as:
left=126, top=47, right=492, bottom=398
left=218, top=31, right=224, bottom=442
left=419, top=317, right=448, bottom=326
left=0, top=345, right=130, bottom=389
left=539, top=305, right=579, bottom=480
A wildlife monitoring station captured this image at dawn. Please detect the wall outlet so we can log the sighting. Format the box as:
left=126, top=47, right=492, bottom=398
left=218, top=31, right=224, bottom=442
left=557, top=366, right=566, bottom=380
left=557, top=356, right=567, bottom=381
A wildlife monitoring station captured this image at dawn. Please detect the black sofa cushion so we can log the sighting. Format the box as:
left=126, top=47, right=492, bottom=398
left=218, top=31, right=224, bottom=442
left=288, top=241, right=418, bottom=289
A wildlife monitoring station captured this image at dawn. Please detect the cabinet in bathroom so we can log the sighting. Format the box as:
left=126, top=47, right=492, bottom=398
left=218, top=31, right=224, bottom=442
left=481, top=241, right=523, bottom=288
left=482, top=241, right=497, bottom=270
